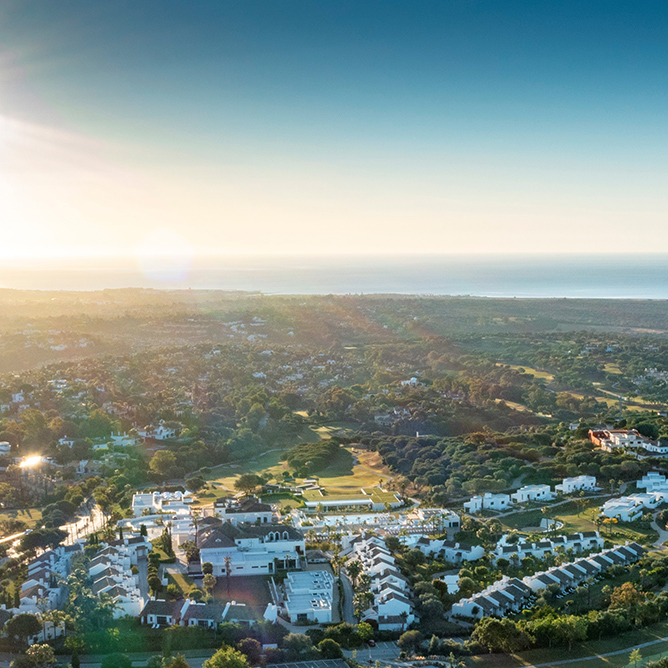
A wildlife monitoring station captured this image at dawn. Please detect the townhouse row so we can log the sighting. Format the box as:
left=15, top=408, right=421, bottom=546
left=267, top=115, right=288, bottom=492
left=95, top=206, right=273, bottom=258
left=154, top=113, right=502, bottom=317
left=87, top=536, right=150, bottom=617
left=452, top=542, right=645, bottom=619
left=342, top=534, right=416, bottom=631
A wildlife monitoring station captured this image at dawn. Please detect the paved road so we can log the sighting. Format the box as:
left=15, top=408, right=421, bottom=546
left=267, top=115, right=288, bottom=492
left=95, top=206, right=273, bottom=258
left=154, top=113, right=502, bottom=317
left=652, top=511, right=668, bottom=548
left=61, top=501, right=105, bottom=545
left=340, top=572, right=355, bottom=624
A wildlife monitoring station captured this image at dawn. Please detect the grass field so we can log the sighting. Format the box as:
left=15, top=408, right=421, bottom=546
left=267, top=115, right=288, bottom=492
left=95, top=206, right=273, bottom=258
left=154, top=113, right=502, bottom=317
left=0, top=508, right=43, bottom=531
left=201, top=445, right=392, bottom=505
left=468, top=620, right=668, bottom=668
left=564, top=391, right=651, bottom=414
left=500, top=498, right=657, bottom=545
left=504, top=364, right=555, bottom=382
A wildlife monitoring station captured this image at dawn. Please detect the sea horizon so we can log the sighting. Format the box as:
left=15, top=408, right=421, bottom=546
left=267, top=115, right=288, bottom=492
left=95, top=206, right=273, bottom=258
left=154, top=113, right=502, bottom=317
left=1, top=253, right=667, bottom=299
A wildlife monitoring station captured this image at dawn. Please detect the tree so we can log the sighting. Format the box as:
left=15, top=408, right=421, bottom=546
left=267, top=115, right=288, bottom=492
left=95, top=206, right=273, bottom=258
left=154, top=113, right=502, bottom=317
left=397, top=630, right=422, bottom=655
left=347, top=560, right=363, bottom=588
left=5, top=614, right=41, bottom=646
left=237, top=639, right=262, bottom=666
left=100, top=654, right=132, bottom=668
left=150, top=451, right=178, bottom=479
left=318, top=639, right=343, bottom=659
left=356, top=622, right=374, bottom=642
left=25, top=644, right=56, bottom=668
left=234, top=474, right=260, bottom=496
left=629, top=649, right=642, bottom=668
left=203, top=647, right=249, bottom=668
left=202, top=562, right=214, bottom=575
left=165, top=656, right=191, bottom=668
left=282, top=633, right=317, bottom=661
left=609, top=582, right=644, bottom=610
left=203, top=574, right=217, bottom=594
left=473, top=618, right=532, bottom=654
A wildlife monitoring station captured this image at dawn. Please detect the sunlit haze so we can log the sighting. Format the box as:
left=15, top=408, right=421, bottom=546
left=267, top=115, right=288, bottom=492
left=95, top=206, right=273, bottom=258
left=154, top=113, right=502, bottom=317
left=1, top=1, right=667, bottom=264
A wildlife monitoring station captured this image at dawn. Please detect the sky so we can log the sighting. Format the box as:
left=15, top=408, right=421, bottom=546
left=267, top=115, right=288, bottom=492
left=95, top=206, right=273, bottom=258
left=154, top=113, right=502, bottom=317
left=1, top=0, right=667, bottom=261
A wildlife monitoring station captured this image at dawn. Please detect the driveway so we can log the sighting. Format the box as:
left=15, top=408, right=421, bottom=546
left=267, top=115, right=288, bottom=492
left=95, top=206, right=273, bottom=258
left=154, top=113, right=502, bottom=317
left=340, top=572, right=355, bottom=624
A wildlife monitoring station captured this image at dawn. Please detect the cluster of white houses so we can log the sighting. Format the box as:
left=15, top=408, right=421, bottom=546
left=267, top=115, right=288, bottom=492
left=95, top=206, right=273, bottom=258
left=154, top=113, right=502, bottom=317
left=491, top=531, right=604, bottom=563
left=464, top=476, right=597, bottom=515
left=404, top=535, right=485, bottom=563
left=601, top=472, right=668, bottom=522
left=19, top=544, right=83, bottom=617
left=452, top=542, right=645, bottom=619
left=342, top=534, right=416, bottom=631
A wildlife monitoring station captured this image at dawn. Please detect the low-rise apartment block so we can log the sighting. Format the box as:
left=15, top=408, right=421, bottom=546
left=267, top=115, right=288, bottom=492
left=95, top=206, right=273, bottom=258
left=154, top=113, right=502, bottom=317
left=283, top=570, right=334, bottom=623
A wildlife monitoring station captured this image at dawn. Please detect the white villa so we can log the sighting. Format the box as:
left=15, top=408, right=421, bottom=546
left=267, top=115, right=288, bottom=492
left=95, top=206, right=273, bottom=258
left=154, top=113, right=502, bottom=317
left=406, top=536, right=485, bottom=563
left=590, top=429, right=668, bottom=457
left=555, top=476, right=597, bottom=494
left=212, top=497, right=273, bottom=525
left=463, top=493, right=511, bottom=514
left=511, top=485, right=555, bottom=504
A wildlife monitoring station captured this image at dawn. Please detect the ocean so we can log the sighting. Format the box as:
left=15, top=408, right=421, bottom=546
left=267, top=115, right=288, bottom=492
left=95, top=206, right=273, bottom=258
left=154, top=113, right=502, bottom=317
left=2, top=254, right=667, bottom=298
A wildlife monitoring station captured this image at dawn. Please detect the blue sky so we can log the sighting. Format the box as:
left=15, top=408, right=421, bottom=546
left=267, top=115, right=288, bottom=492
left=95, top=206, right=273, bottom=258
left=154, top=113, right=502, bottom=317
left=1, top=1, right=667, bottom=258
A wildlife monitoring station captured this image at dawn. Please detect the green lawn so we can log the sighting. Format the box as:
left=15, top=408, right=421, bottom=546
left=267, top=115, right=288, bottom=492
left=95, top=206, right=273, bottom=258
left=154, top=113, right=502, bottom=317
left=202, top=446, right=392, bottom=505
left=0, top=508, right=43, bottom=532
left=500, top=499, right=658, bottom=546
left=167, top=571, right=193, bottom=596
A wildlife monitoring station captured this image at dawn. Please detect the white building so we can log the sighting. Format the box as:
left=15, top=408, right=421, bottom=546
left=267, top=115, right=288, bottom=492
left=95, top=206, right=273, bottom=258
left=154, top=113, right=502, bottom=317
left=408, top=536, right=485, bottom=563
left=600, top=497, right=649, bottom=522
left=342, top=534, right=416, bottom=630
left=137, top=421, right=177, bottom=441
left=590, top=429, right=668, bottom=457
left=511, top=485, right=555, bottom=504
left=131, top=491, right=193, bottom=517
left=283, top=570, right=333, bottom=623
left=555, top=476, right=596, bottom=494
left=463, top=493, right=511, bottom=514
left=638, top=472, right=668, bottom=490
left=198, top=521, right=305, bottom=576
left=0, top=441, right=11, bottom=455
left=212, top=497, right=273, bottom=525
left=451, top=576, right=533, bottom=619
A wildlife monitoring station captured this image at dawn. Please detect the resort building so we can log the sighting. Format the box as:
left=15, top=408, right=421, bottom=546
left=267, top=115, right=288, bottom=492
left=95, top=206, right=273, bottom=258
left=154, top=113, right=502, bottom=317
left=198, top=520, right=305, bottom=577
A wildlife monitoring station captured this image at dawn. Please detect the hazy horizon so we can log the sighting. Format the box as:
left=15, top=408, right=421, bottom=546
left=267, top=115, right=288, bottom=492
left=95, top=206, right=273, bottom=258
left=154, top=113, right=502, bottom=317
left=3, top=253, right=668, bottom=298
